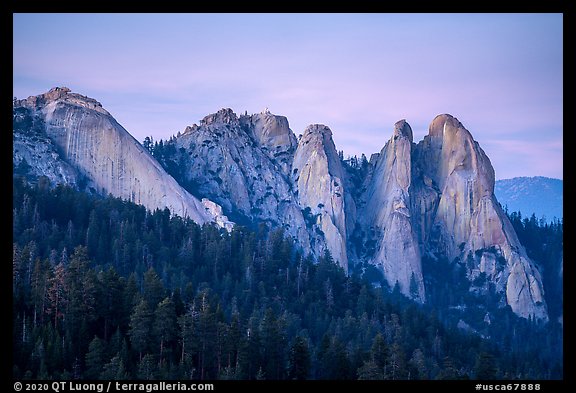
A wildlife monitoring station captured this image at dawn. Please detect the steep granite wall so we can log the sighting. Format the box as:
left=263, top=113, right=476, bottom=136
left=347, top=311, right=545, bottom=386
left=13, top=87, right=225, bottom=227
left=292, top=124, right=352, bottom=270
left=361, top=120, right=425, bottom=302
left=412, top=114, right=548, bottom=321
left=13, top=88, right=549, bottom=321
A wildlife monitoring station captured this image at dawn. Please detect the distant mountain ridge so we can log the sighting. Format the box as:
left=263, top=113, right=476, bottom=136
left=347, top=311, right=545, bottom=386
left=495, top=176, right=563, bottom=222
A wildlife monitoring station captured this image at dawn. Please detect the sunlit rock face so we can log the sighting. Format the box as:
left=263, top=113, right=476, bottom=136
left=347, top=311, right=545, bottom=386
left=247, top=109, right=298, bottom=176
left=167, top=108, right=311, bottom=257
left=355, top=114, right=547, bottom=320
left=168, top=112, right=353, bottom=270
left=411, top=114, right=547, bottom=321
left=13, top=88, right=548, bottom=321
left=292, top=124, right=352, bottom=271
left=360, top=120, right=425, bottom=302
left=13, top=87, right=219, bottom=226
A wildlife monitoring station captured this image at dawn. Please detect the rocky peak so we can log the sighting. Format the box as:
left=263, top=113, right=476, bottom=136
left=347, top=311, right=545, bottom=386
left=411, top=115, right=548, bottom=321
left=183, top=125, right=197, bottom=135
left=299, top=125, right=344, bottom=179
left=13, top=87, right=227, bottom=227
left=242, top=111, right=297, bottom=152
left=417, top=113, right=494, bottom=196
left=42, top=86, right=72, bottom=102
left=302, top=124, right=333, bottom=144
left=393, top=119, right=413, bottom=142
left=168, top=107, right=312, bottom=254
left=16, top=86, right=109, bottom=115
left=201, top=108, right=238, bottom=125
left=428, top=113, right=464, bottom=138
left=293, top=123, right=350, bottom=270
left=237, top=110, right=298, bottom=176
left=20, top=86, right=71, bottom=105
left=361, top=119, right=425, bottom=302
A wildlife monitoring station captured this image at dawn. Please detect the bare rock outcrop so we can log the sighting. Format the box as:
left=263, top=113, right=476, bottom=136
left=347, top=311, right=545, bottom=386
left=13, top=87, right=222, bottom=227
left=361, top=120, right=425, bottom=302
left=413, top=114, right=548, bottom=321
left=242, top=109, right=298, bottom=176
left=13, top=88, right=550, bottom=321
left=169, top=108, right=312, bottom=255
left=292, top=124, right=352, bottom=270
left=13, top=104, right=80, bottom=186
left=167, top=113, right=352, bottom=270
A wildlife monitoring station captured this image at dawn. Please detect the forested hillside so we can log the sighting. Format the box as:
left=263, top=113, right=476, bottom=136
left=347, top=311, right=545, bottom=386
left=12, top=177, right=562, bottom=380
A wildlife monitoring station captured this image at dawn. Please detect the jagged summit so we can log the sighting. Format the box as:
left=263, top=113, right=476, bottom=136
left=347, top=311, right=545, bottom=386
left=428, top=113, right=465, bottom=137
left=201, top=108, right=238, bottom=125
left=241, top=110, right=297, bottom=164
left=12, top=88, right=550, bottom=322
left=12, top=87, right=230, bottom=228
left=16, top=86, right=109, bottom=115
left=17, top=86, right=71, bottom=104
left=414, top=115, right=546, bottom=321
left=304, top=123, right=332, bottom=136
left=293, top=123, right=351, bottom=270
left=393, top=119, right=413, bottom=142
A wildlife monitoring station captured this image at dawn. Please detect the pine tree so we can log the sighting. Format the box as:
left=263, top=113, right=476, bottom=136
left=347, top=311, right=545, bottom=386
left=153, top=297, right=177, bottom=366
left=30, top=258, right=50, bottom=327
left=288, top=336, right=310, bottom=380
left=357, top=360, right=384, bottom=380
left=178, top=302, right=199, bottom=377
left=143, top=267, right=165, bottom=311
left=197, top=291, right=218, bottom=379
left=129, top=299, right=153, bottom=361
left=65, top=246, right=97, bottom=352
left=108, top=327, right=123, bottom=362
left=143, top=136, right=154, bottom=154
left=315, top=334, right=331, bottom=379
left=261, top=308, right=286, bottom=380
left=224, top=312, right=242, bottom=371
left=137, top=354, right=157, bottom=380
left=122, top=273, right=139, bottom=321
left=84, top=336, right=105, bottom=379
left=13, top=244, right=25, bottom=300
left=475, top=352, right=497, bottom=380
left=46, top=262, right=66, bottom=330
left=388, top=342, right=407, bottom=380
left=436, top=356, right=458, bottom=380
left=100, top=354, right=130, bottom=380
left=329, top=338, right=353, bottom=380
left=371, top=333, right=387, bottom=371
left=409, top=348, right=428, bottom=380
left=97, top=267, right=125, bottom=341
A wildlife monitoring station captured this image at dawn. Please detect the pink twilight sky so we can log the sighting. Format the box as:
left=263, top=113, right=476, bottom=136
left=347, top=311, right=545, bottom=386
left=13, top=13, right=562, bottom=180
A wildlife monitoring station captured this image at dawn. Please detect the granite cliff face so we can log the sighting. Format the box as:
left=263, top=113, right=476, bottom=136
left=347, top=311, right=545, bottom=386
left=351, top=115, right=547, bottom=320
left=360, top=120, right=425, bottom=302
left=292, top=124, right=352, bottom=271
left=12, top=87, right=230, bottom=228
left=166, top=108, right=310, bottom=254
left=161, top=110, right=352, bottom=268
left=13, top=88, right=550, bottom=322
left=13, top=104, right=80, bottom=187
left=248, top=109, right=298, bottom=176
left=411, top=115, right=547, bottom=321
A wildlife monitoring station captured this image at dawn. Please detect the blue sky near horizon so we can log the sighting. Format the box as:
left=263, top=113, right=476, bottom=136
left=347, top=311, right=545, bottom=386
left=13, top=13, right=563, bottom=180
